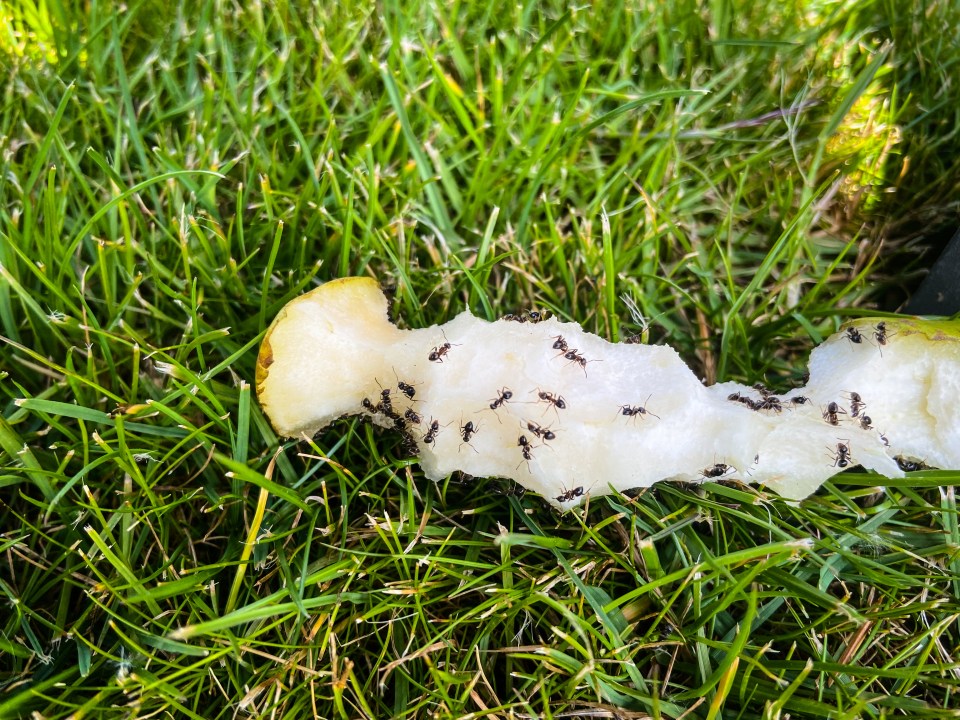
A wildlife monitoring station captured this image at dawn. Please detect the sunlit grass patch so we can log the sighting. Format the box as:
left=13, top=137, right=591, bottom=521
left=2, top=0, right=960, bottom=717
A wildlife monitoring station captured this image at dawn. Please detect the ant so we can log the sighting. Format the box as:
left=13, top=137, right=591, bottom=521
left=845, top=327, right=864, bottom=344
left=376, top=395, right=395, bottom=417
left=429, top=343, right=452, bottom=362
left=791, top=396, right=809, bottom=405
left=846, top=391, right=866, bottom=418
left=728, top=392, right=760, bottom=410
left=423, top=418, right=441, bottom=445
left=485, top=387, right=514, bottom=422
left=895, top=455, right=927, bottom=472
left=517, top=434, right=535, bottom=468
left=428, top=333, right=460, bottom=363
left=873, top=321, right=890, bottom=345
left=859, top=415, right=872, bottom=430
left=621, top=333, right=643, bottom=344
left=562, top=348, right=598, bottom=375
left=397, top=380, right=417, bottom=400
left=702, top=463, right=733, bottom=479
left=526, top=420, right=556, bottom=441
left=373, top=383, right=394, bottom=414
left=874, top=321, right=894, bottom=354
left=552, top=335, right=568, bottom=351
left=831, top=441, right=852, bottom=468
left=756, top=396, right=783, bottom=412
left=534, top=389, right=567, bottom=415
left=405, top=408, right=422, bottom=425
left=459, top=420, right=479, bottom=451
left=617, top=394, right=659, bottom=420
left=503, top=309, right=547, bottom=323
left=555, top=486, right=584, bottom=503
left=361, top=397, right=376, bottom=412
left=822, top=401, right=846, bottom=426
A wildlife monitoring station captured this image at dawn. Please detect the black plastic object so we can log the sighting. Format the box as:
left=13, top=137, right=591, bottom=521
left=902, top=227, right=960, bottom=316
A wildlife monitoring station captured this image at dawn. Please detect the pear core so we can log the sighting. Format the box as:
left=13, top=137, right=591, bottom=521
left=257, top=277, right=960, bottom=508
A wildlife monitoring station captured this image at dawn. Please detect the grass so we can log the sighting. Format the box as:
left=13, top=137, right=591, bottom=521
left=2, top=0, right=960, bottom=717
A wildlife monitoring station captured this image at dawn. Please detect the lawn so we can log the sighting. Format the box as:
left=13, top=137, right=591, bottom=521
left=3, top=0, right=960, bottom=718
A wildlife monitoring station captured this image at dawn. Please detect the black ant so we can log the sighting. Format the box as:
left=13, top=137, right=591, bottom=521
left=423, top=418, right=441, bottom=445
left=555, top=486, right=584, bottom=503
left=895, top=455, right=927, bottom=472
left=397, top=380, right=417, bottom=400
left=534, top=389, right=567, bottom=416
left=489, top=387, right=513, bottom=410
left=728, top=392, right=760, bottom=410
left=517, top=434, right=535, bottom=468
left=702, top=463, right=733, bottom=479
left=376, top=394, right=395, bottom=416
left=562, top=348, right=598, bottom=375
left=459, top=420, right=479, bottom=451
left=503, top=309, right=547, bottom=323
left=874, top=321, right=892, bottom=346
left=791, top=396, right=809, bottom=405
left=485, top=387, right=513, bottom=422
left=874, top=321, right=895, bottom=355
left=526, top=421, right=556, bottom=441
left=361, top=397, right=376, bottom=412
left=373, top=383, right=394, bottom=414
left=831, top=442, right=852, bottom=468
left=846, top=391, right=866, bottom=418
left=617, top=394, right=659, bottom=420
left=859, top=415, right=872, bottom=430
left=845, top=327, right=864, bottom=344
left=756, top=396, right=783, bottom=412
left=552, top=335, right=568, bottom=351
left=622, top=333, right=643, bottom=344
left=822, top=401, right=846, bottom=426
left=405, top=408, right=422, bottom=425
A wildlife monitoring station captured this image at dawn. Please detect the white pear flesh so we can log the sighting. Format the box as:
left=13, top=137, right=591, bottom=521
left=257, top=278, right=960, bottom=508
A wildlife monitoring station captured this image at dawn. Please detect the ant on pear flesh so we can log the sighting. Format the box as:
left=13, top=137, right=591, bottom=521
left=702, top=463, right=733, bottom=479
left=526, top=420, right=556, bottom=441
left=516, top=434, right=535, bottom=468
left=533, top=389, right=567, bottom=418
left=488, top=387, right=513, bottom=411
left=423, top=418, right=441, bottom=445
left=822, top=401, right=846, bottom=426
left=845, top=327, right=864, bottom=344
left=428, top=333, right=461, bottom=363
left=397, top=380, right=417, bottom=400
left=459, top=419, right=479, bottom=452
left=846, top=391, right=866, bottom=418
left=555, top=486, right=584, bottom=503
left=831, top=441, right=852, bottom=468
left=618, top=394, right=659, bottom=420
